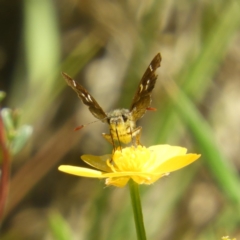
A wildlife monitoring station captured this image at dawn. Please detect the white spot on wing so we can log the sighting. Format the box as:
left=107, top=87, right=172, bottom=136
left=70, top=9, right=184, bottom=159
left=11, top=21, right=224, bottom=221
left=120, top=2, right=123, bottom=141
left=144, top=80, right=150, bottom=91
left=139, top=84, right=143, bottom=93
left=88, top=94, right=93, bottom=102
left=73, top=80, right=77, bottom=87
left=149, top=64, right=153, bottom=71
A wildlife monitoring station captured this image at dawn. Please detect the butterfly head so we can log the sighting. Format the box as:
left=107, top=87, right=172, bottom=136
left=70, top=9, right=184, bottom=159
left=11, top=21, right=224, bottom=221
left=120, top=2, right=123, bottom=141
left=107, top=109, right=134, bottom=127
left=106, top=109, right=137, bottom=144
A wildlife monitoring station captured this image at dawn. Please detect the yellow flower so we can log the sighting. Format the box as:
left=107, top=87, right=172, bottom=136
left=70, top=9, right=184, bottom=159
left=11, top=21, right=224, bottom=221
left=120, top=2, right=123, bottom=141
left=58, top=145, right=200, bottom=187
left=222, top=237, right=236, bottom=240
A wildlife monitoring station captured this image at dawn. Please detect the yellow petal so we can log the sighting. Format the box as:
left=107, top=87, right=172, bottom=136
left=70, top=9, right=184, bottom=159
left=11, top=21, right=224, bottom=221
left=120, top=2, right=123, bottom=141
left=106, top=173, right=164, bottom=186
left=104, top=171, right=160, bottom=185
left=81, top=154, right=112, bottom=172
left=149, top=145, right=187, bottom=165
left=58, top=165, right=106, bottom=178
left=105, top=177, right=130, bottom=187
left=131, top=174, right=161, bottom=184
left=131, top=175, right=151, bottom=184
left=154, top=154, right=201, bottom=174
left=103, top=171, right=151, bottom=178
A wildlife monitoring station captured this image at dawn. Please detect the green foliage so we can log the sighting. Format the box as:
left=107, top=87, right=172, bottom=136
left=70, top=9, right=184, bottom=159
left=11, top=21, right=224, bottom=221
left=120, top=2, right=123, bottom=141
left=48, top=211, right=72, bottom=240
left=0, top=92, right=6, bottom=102
left=1, top=108, right=32, bottom=155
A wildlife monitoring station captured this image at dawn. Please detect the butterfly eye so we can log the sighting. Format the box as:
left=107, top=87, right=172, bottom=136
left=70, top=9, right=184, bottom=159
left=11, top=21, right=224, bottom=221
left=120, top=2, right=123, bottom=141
left=122, top=114, right=128, bottom=122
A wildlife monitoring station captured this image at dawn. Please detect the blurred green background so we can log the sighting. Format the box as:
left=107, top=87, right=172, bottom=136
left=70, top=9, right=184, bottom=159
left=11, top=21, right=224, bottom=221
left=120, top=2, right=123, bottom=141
left=0, top=0, right=240, bottom=239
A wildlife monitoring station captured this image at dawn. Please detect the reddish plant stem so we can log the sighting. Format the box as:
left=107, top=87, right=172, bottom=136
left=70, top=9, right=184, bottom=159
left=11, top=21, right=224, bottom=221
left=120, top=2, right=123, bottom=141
left=0, top=112, right=11, bottom=221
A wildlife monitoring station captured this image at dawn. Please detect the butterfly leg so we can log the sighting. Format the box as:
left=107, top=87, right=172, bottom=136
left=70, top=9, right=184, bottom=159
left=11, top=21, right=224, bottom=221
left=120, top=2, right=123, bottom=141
left=102, top=133, right=114, bottom=145
left=102, top=132, right=119, bottom=152
left=132, top=126, right=142, bottom=145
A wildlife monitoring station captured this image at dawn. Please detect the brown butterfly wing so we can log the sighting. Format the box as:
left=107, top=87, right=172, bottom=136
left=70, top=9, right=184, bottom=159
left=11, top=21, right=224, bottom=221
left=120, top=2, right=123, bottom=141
left=62, top=72, right=108, bottom=122
left=130, top=53, right=161, bottom=121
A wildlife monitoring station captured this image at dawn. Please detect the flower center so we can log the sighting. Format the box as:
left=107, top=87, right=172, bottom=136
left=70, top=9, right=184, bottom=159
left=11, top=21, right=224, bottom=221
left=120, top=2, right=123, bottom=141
left=110, top=146, right=156, bottom=172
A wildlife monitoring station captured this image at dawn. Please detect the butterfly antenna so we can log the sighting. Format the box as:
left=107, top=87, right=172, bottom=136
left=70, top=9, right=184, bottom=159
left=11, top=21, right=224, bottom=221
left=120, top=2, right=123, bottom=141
left=146, top=107, right=157, bottom=111
left=74, top=119, right=102, bottom=131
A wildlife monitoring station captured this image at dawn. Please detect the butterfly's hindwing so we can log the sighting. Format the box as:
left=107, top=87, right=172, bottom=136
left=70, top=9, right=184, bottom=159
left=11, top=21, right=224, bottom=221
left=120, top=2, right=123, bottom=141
left=62, top=72, right=107, bottom=121
left=130, top=53, right=161, bottom=121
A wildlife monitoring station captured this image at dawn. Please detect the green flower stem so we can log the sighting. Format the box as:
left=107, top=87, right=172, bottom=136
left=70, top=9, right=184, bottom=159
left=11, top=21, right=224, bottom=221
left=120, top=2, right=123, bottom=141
left=129, top=179, right=147, bottom=240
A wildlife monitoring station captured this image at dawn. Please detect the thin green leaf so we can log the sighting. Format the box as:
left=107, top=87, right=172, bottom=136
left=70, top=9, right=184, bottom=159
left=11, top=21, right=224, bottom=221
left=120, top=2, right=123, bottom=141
left=48, top=211, right=72, bottom=240
left=11, top=125, right=32, bottom=155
